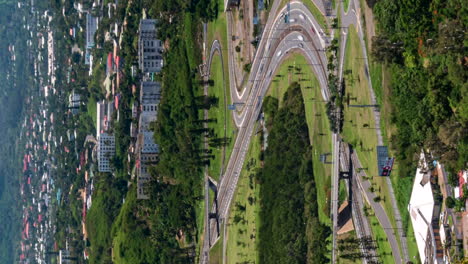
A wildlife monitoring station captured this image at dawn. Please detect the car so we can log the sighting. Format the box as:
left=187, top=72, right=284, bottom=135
left=276, top=50, right=282, bottom=57
left=299, top=14, right=304, bottom=20
left=297, top=35, right=304, bottom=41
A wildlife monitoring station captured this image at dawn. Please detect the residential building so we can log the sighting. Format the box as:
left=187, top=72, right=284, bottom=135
left=68, top=89, right=81, bottom=115
left=85, top=13, right=98, bottom=65
left=97, top=133, right=115, bottom=172
left=96, top=100, right=114, bottom=136
left=59, top=249, right=71, bottom=264
left=138, top=19, right=163, bottom=73
left=136, top=131, right=159, bottom=199
left=96, top=100, right=105, bottom=136
left=131, top=101, right=138, bottom=119
left=140, top=81, right=161, bottom=116
left=408, top=153, right=444, bottom=264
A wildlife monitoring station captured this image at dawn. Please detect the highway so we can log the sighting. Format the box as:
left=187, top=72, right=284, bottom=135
left=201, top=0, right=408, bottom=263
left=201, top=1, right=332, bottom=262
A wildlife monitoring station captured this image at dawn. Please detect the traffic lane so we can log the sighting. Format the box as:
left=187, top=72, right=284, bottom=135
left=218, top=38, right=330, bottom=219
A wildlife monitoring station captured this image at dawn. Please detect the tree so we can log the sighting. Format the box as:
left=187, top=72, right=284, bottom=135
left=371, top=35, right=404, bottom=64
left=446, top=196, right=456, bottom=209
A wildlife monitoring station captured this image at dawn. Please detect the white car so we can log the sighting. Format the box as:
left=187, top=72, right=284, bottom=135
left=299, top=14, right=304, bottom=20
left=276, top=50, right=282, bottom=57
left=297, top=35, right=304, bottom=41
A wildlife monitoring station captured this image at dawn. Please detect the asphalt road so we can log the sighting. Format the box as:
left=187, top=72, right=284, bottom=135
left=340, top=0, right=409, bottom=262
left=201, top=1, right=332, bottom=262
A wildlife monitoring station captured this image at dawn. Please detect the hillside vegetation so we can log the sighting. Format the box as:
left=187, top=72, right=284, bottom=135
left=258, top=83, right=330, bottom=263
left=370, top=0, right=468, bottom=225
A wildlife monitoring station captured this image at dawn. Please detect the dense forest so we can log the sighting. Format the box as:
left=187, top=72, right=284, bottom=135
left=258, top=83, right=330, bottom=263
left=370, top=0, right=467, bottom=225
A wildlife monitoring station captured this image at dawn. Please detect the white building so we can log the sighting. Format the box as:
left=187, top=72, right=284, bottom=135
left=85, top=13, right=98, bottom=65
left=97, top=133, right=115, bottom=172
left=68, top=89, right=81, bottom=115
left=138, top=19, right=163, bottom=73
left=136, top=131, right=159, bottom=199
left=408, top=153, right=443, bottom=264
left=140, top=81, right=161, bottom=116
left=59, top=249, right=71, bottom=264
left=96, top=100, right=115, bottom=136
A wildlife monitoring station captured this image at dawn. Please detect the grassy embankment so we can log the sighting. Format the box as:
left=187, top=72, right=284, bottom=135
left=269, top=54, right=332, bottom=225
left=341, top=24, right=400, bottom=261
left=225, top=133, right=262, bottom=264
left=209, top=225, right=224, bottom=264
left=207, top=54, right=234, bottom=181
left=368, top=47, right=420, bottom=263
left=224, top=53, right=333, bottom=262
left=344, top=0, right=350, bottom=13
left=87, top=97, right=97, bottom=126
left=206, top=0, right=234, bottom=182
left=302, top=0, right=328, bottom=31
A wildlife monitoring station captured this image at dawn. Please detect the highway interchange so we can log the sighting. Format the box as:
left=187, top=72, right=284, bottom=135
left=200, top=0, right=409, bottom=263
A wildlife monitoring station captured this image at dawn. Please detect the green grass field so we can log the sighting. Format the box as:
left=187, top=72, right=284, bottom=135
left=209, top=227, right=224, bottom=264
left=339, top=179, right=348, bottom=204
left=342, top=25, right=415, bottom=259
left=368, top=210, right=395, bottom=264
left=87, top=97, right=97, bottom=126
left=207, top=53, right=235, bottom=181
left=225, top=133, right=261, bottom=264
left=225, top=53, right=333, bottom=262
left=303, top=0, right=328, bottom=31
left=206, top=0, right=234, bottom=181
left=207, top=0, right=228, bottom=53
left=342, top=24, right=396, bottom=222
left=268, top=53, right=333, bottom=224
left=344, top=0, right=350, bottom=13
left=276, top=0, right=328, bottom=31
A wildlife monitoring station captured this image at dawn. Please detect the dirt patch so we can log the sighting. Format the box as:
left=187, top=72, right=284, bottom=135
left=362, top=0, right=376, bottom=51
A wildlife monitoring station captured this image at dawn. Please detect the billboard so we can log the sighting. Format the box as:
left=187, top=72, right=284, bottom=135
left=377, top=146, right=395, bottom=176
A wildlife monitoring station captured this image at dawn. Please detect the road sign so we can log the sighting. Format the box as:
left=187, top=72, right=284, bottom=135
left=377, top=146, right=394, bottom=176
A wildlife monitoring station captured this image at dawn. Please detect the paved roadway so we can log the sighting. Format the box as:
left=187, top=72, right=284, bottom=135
left=340, top=0, right=409, bottom=262
left=351, top=151, right=403, bottom=263
left=201, top=1, right=333, bottom=262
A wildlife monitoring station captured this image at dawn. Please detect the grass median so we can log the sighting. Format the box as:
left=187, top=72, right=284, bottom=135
left=207, top=53, right=235, bottom=181
left=225, top=133, right=261, bottom=264
left=268, top=53, right=333, bottom=225
left=342, top=24, right=406, bottom=257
